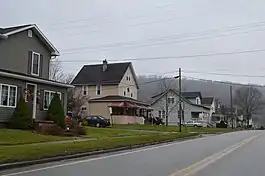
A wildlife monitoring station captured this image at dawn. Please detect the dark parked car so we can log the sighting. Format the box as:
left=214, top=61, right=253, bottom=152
left=146, top=117, right=164, bottom=125
left=83, top=115, right=110, bottom=128
left=216, top=121, right=228, bottom=128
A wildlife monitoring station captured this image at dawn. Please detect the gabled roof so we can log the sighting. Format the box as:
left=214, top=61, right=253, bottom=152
left=71, top=62, right=139, bottom=88
left=181, top=92, right=202, bottom=99
left=151, top=89, right=210, bottom=110
left=0, top=24, right=59, bottom=56
left=202, top=97, right=214, bottom=105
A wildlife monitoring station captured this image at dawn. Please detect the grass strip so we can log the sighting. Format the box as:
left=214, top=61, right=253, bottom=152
left=0, top=132, right=198, bottom=164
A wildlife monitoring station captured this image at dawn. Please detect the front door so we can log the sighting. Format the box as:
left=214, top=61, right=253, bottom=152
left=26, top=83, right=37, bottom=119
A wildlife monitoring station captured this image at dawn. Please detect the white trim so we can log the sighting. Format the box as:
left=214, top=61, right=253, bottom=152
left=31, top=52, right=40, bottom=76
left=0, top=83, right=17, bottom=108
left=96, top=84, right=102, bottom=95
left=43, top=90, right=62, bottom=110
left=3, top=24, right=60, bottom=56
left=0, top=34, right=8, bottom=39
left=25, top=83, right=37, bottom=119
left=0, top=71, right=74, bottom=88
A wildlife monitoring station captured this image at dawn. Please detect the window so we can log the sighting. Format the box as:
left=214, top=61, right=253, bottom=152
left=128, top=77, right=131, bottom=81
left=162, top=110, right=165, bottom=118
left=131, top=93, right=133, bottom=97
left=127, top=87, right=130, bottom=92
left=196, top=97, right=200, bottom=104
left=96, top=85, right=101, bottom=95
left=28, top=30, right=32, bottom=38
left=81, top=107, right=87, bottom=111
left=31, top=52, right=40, bottom=76
left=126, top=76, right=129, bottom=80
left=82, top=86, right=88, bottom=96
left=124, top=91, right=126, bottom=96
left=43, top=90, right=61, bottom=110
left=158, top=110, right=161, bottom=118
left=0, top=84, right=17, bottom=108
left=167, top=97, right=175, bottom=104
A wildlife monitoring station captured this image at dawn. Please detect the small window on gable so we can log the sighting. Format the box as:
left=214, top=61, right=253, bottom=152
left=128, top=77, right=131, bottom=81
left=127, top=88, right=130, bottom=92
left=28, top=30, right=32, bottom=38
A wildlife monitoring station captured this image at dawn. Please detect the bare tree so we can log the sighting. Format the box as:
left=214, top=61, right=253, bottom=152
left=49, top=59, right=74, bottom=83
left=234, top=86, right=264, bottom=127
left=158, top=78, right=178, bottom=126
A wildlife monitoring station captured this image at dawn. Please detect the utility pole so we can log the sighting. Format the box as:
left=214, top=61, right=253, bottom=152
left=179, top=68, right=182, bottom=132
left=165, top=88, right=168, bottom=126
left=230, top=85, right=234, bottom=129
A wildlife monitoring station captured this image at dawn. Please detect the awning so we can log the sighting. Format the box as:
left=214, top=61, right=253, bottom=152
left=108, top=102, right=136, bottom=108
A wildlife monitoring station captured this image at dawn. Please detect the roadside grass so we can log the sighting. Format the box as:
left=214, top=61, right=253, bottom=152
left=0, top=129, right=71, bottom=145
left=84, top=127, right=152, bottom=138
left=0, top=132, right=198, bottom=164
left=112, top=124, right=237, bottom=133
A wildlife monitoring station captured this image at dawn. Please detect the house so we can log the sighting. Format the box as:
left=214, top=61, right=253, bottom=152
left=0, top=24, right=73, bottom=126
left=71, top=60, right=151, bottom=124
left=202, top=97, right=216, bottom=119
left=151, top=89, right=210, bottom=126
left=181, top=92, right=202, bottom=105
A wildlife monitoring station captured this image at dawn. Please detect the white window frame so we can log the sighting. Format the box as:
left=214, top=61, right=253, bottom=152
left=43, top=90, right=62, bottom=110
left=96, top=85, right=101, bottom=95
left=0, top=83, right=17, bottom=108
left=31, top=52, right=40, bottom=76
left=82, top=86, right=88, bottom=96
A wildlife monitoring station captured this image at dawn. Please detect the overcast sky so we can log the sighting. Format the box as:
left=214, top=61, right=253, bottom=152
left=1, top=0, right=265, bottom=84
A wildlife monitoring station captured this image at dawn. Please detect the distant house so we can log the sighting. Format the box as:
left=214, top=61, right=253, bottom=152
left=181, top=92, right=202, bottom=105
left=150, top=89, right=210, bottom=126
left=0, top=24, right=73, bottom=125
left=71, top=60, right=150, bottom=124
left=202, top=97, right=216, bottom=118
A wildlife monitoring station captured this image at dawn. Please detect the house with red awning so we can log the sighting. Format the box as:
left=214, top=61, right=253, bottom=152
left=71, top=60, right=151, bottom=124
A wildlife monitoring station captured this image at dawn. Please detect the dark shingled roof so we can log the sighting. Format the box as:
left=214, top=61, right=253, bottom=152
left=181, top=92, right=202, bottom=99
left=0, top=24, right=31, bottom=34
left=72, top=62, right=138, bottom=87
left=202, top=97, right=214, bottom=105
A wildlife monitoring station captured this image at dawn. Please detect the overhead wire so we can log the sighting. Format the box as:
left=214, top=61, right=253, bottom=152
left=55, top=48, right=265, bottom=63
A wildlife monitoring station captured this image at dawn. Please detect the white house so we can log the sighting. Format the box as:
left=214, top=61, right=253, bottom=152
left=150, top=89, right=210, bottom=126
left=201, top=97, right=216, bottom=119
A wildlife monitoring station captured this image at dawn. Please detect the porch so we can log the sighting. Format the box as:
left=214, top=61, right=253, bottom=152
left=109, top=102, right=152, bottom=124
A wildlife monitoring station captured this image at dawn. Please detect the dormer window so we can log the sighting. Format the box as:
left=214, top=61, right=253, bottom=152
left=31, top=52, right=40, bottom=76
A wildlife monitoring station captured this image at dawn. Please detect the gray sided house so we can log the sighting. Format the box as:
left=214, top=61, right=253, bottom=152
left=151, top=89, right=210, bottom=126
left=0, top=24, right=73, bottom=125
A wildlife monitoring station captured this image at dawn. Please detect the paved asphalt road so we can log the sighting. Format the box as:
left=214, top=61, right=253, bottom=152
left=0, top=130, right=264, bottom=176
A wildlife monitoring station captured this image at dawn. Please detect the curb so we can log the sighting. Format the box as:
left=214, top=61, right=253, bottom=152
left=0, top=135, right=201, bottom=170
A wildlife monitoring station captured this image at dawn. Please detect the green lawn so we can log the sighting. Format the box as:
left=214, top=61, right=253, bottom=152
left=0, top=129, right=71, bottom=145
left=0, top=132, right=198, bottom=164
left=112, top=124, right=237, bottom=134
left=84, top=127, right=151, bottom=139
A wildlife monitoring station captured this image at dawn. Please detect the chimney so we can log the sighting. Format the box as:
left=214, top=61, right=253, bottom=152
left=102, top=59, right=108, bottom=72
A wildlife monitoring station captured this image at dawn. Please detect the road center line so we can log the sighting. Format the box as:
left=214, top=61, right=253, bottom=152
left=169, top=133, right=260, bottom=176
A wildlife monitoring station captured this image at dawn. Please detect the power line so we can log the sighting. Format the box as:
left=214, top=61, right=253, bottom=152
left=56, top=48, right=265, bottom=63
left=182, top=75, right=265, bottom=87
left=183, top=70, right=265, bottom=78
left=61, top=27, right=265, bottom=54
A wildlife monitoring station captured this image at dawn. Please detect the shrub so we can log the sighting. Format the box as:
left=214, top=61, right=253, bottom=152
left=36, top=123, right=65, bottom=136
left=82, top=120, right=88, bottom=126
left=8, top=96, right=32, bottom=130
left=69, top=119, right=87, bottom=135
left=47, top=93, right=65, bottom=129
